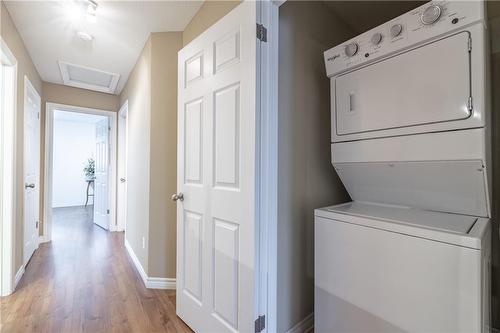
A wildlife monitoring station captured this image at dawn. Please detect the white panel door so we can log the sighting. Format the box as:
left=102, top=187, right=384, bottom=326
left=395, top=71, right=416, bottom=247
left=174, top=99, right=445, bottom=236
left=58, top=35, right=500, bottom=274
left=23, top=78, right=41, bottom=265
left=117, top=105, right=128, bottom=231
left=176, top=2, right=257, bottom=332
left=94, top=118, right=109, bottom=230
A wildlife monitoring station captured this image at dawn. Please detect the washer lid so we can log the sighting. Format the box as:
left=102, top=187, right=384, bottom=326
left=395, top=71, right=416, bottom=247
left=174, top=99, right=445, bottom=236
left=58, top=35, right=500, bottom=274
left=327, top=201, right=475, bottom=234
left=333, top=160, right=489, bottom=217
left=315, top=202, right=490, bottom=249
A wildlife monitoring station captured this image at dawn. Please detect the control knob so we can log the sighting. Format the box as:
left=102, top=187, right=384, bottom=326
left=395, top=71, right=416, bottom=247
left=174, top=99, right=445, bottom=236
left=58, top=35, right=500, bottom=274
left=421, top=5, right=442, bottom=25
left=371, top=32, right=383, bottom=45
left=344, top=42, right=359, bottom=57
left=390, top=24, right=403, bottom=38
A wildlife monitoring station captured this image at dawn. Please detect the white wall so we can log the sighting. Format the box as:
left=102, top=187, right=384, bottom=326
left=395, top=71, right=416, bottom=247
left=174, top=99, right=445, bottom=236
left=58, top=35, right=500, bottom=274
left=52, top=112, right=103, bottom=208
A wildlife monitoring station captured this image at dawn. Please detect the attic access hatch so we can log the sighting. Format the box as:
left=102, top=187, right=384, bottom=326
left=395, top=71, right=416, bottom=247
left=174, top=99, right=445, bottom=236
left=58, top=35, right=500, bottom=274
left=58, top=61, right=120, bottom=94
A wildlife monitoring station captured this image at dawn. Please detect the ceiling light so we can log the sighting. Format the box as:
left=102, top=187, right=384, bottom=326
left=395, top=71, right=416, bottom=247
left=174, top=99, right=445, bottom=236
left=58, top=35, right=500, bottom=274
left=77, top=31, right=94, bottom=41
left=65, top=2, right=83, bottom=23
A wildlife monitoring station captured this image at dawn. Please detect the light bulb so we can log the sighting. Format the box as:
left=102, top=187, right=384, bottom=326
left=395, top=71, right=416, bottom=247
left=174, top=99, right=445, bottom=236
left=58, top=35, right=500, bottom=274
left=77, top=31, right=94, bottom=41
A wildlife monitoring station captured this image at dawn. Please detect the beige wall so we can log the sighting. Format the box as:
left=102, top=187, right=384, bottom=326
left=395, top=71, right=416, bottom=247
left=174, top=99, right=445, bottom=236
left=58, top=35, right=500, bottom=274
left=42, top=82, right=119, bottom=111
left=277, top=2, right=354, bottom=331
left=1, top=1, right=43, bottom=275
left=119, top=32, right=182, bottom=278
left=148, top=32, right=182, bottom=278
left=40, top=83, right=120, bottom=234
left=182, top=0, right=240, bottom=46
left=119, top=38, right=152, bottom=272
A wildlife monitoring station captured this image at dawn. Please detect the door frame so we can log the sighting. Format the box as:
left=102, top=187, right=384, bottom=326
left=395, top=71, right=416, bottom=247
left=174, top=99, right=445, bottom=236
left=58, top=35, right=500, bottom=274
left=0, top=37, right=18, bottom=296
left=23, top=75, right=41, bottom=265
left=114, top=100, right=128, bottom=232
left=43, top=103, right=117, bottom=242
left=257, top=1, right=282, bottom=332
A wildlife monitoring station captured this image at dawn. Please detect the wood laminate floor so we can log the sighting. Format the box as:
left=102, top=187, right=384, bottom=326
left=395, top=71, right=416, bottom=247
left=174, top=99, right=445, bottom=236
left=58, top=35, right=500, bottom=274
left=0, top=206, right=193, bottom=333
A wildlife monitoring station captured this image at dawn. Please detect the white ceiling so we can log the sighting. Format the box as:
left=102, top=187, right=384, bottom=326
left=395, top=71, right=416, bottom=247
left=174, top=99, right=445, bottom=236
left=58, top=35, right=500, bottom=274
left=4, top=0, right=203, bottom=94
left=54, top=110, right=106, bottom=124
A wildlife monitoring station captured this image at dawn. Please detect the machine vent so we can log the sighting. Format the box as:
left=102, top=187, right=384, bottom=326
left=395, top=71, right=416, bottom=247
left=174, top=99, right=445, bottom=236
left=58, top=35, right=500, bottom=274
left=58, top=61, right=120, bottom=94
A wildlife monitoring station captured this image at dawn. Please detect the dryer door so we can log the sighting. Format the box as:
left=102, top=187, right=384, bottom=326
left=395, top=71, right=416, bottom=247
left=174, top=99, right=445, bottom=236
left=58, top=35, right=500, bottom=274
left=334, top=31, right=471, bottom=138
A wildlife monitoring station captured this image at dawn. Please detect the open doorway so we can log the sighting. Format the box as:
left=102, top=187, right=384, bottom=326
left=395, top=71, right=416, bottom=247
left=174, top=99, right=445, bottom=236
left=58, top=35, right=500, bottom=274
left=43, top=103, right=117, bottom=242
left=51, top=110, right=108, bottom=232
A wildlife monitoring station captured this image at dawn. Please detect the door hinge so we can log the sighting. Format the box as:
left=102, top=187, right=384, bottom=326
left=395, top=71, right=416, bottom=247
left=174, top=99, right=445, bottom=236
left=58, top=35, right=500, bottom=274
left=107, top=209, right=110, bottom=214
left=36, top=221, right=39, bottom=228
left=256, top=23, right=267, bottom=42
left=37, top=112, right=40, bottom=119
left=468, top=36, right=472, bottom=52
left=108, top=126, right=111, bottom=131
left=255, top=315, right=265, bottom=333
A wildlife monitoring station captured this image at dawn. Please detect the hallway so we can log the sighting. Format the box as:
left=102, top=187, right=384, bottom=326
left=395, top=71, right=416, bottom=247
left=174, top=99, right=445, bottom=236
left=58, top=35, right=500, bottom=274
left=0, top=206, right=192, bottom=333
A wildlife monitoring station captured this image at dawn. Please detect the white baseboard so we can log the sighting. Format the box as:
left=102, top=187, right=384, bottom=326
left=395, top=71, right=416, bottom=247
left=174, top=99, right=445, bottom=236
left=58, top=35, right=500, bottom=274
left=124, top=239, right=175, bottom=290
left=286, top=313, right=314, bottom=333
left=109, top=224, right=124, bottom=232
left=14, top=265, right=25, bottom=290
left=124, top=238, right=148, bottom=284
left=147, top=277, right=176, bottom=289
left=39, top=235, right=50, bottom=243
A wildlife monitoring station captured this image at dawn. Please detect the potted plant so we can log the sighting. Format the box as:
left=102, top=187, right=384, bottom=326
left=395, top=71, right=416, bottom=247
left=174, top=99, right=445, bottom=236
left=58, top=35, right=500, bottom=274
left=83, top=158, right=95, bottom=181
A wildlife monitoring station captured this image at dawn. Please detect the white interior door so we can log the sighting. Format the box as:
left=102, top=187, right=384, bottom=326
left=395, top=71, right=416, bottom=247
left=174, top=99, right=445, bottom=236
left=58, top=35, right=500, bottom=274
left=117, top=104, right=128, bottom=231
left=94, top=118, right=109, bottom=230
left=23, top=77, right=40, bottom=265
left=176, top=2, right=258, bottom=332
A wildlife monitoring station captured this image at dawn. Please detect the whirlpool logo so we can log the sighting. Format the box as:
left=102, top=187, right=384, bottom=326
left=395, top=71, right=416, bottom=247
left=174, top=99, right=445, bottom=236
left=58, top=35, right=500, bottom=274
left=327, top=54, right=340, bottom=62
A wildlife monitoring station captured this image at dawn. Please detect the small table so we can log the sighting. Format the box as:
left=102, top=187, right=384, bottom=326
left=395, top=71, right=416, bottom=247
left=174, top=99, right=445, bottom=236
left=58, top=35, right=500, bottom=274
left=85, top=180, right=94, bottom=206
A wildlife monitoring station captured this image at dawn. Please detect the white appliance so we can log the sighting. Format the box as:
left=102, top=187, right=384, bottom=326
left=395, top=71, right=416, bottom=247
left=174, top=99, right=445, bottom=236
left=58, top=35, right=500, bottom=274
left=317, top=1, right=491, bottom=332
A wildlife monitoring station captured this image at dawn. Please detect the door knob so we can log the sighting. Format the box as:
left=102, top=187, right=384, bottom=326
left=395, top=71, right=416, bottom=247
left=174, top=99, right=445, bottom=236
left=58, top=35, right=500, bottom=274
left=171, top=193, right=184, bottom=202
left=24, top=183, right=35, bottom=189
left=120, top=178, right=126, bottom=183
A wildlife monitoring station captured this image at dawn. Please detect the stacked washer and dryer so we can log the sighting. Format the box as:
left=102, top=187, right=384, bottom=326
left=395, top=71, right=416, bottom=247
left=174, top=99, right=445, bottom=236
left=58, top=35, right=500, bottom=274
left=316, top=1, right=491, bottom=332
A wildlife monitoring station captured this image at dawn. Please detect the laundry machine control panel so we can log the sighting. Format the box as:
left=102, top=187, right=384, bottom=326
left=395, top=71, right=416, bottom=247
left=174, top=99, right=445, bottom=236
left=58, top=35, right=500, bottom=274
left=324, top=1, right=484, bottom=77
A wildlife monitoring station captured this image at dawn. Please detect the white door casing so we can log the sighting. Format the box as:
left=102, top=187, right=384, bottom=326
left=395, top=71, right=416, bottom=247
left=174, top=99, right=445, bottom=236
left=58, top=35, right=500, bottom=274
left=94, top=117, right=109, bottom=230
left=117, top=101, right=128, bottom=232
left=23, top=76, right=40, bottom=265
left=1, top=38, right=17, bottom=296
left=176, top=2, right=257, bottom=332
